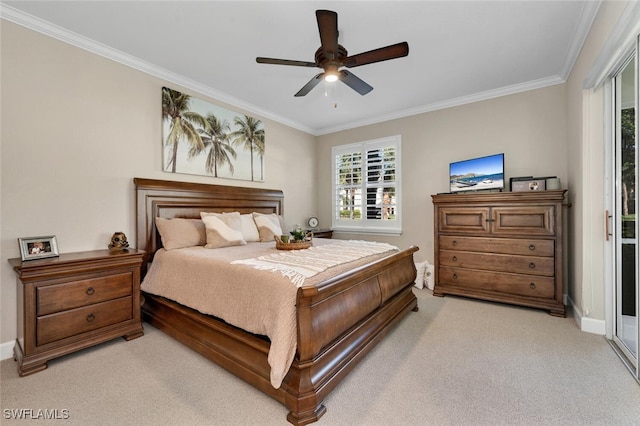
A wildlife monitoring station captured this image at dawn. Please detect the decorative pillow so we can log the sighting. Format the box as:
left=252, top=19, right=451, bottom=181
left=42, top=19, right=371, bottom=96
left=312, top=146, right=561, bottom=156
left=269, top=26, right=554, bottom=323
left=252, top=212, right=283, bottom=242
left=155, top=218, right=206, bottom=250
left=200, top=212, right=246, bottom=248
left=240, top=213, right=260, bottom=242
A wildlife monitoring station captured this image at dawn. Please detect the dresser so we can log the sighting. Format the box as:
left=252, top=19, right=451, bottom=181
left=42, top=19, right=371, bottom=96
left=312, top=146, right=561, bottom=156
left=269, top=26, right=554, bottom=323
left=431, top=191, right=566, bottom=317
left=9, top=249, right=145, bottom=376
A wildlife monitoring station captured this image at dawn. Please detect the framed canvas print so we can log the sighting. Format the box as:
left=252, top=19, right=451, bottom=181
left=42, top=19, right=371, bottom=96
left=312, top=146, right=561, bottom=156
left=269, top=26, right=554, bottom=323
left=162, top=87, right=265, bottom=182
left=18, top=236, right=59, bottom=261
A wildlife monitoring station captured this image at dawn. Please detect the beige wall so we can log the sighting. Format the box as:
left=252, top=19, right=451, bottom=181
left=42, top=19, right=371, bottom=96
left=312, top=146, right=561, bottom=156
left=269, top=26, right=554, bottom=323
left=318, top=1, right=632, bottom=334
left=565, top=1, right=628, bottom=328
left=0, top=22, right=316, bottom=346
left=317, top=85, right=569, bottom=261
left=1, top=1, right=632, bottom=351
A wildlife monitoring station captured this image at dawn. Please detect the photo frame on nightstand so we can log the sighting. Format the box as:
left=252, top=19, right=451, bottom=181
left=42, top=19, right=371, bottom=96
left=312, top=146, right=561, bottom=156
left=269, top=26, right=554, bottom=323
left=18, top=235, right=59, bottom=261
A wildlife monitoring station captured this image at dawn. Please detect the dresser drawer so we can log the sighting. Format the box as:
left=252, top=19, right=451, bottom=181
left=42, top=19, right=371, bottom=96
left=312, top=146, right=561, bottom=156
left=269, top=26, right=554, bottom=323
left=37, top=297, right=133, bottom=346
left=439, top=236, right=554, bottom=257
left=440, top=249, right=555, bottom=276
left=439, top=266, right=555, bottom=299
left=37, top=272, right=133, bottom=316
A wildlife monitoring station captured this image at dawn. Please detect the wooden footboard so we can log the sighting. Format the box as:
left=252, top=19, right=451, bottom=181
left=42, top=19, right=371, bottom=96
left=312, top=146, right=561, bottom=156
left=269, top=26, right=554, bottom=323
left=287, top=246, right=419, bottom=424
left=142, top=246, right=418, bottom=425
left=135, top=178, right=419, bottom=424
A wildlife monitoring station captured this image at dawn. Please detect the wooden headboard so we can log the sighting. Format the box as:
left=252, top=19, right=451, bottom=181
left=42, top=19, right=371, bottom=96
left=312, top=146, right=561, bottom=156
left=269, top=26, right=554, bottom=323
left=134, top=178, right=284, bottom=259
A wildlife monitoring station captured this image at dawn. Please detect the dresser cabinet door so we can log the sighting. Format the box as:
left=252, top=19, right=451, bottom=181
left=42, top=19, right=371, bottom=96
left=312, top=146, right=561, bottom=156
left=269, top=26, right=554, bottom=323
left=438, top=207, right=490, bottom=233
left=491, top=206, right=555, bottom=236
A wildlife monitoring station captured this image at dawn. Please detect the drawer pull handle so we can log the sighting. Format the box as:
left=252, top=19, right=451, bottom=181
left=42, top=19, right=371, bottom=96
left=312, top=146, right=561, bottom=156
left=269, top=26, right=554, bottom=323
left=86, top=287, right=95, bottom=296
left=452, top=240, right=457, bottom=246
left=530, top=282, right=536, bottom=289
left=452, top=256, right=458, bottom=262
left=86, top=313, right=95, bottom=322
left=529, top=244, right=536, bottom=251
left=529, top=262, right=536, bottom=269
left=452, top=273, right=458, bottom=280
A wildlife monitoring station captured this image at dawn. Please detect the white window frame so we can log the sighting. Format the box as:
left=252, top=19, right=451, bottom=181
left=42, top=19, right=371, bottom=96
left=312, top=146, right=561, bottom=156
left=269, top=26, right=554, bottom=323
left=331, top=135, right=402, bottom=235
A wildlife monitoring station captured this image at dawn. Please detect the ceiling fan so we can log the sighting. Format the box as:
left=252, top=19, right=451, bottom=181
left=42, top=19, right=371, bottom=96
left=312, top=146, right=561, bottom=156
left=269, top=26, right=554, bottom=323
left=256, top=10, right=409, bottom=97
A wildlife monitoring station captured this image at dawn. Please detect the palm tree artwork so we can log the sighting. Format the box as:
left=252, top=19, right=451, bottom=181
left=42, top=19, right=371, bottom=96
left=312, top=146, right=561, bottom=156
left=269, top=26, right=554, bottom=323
left=199, top=114, right=237, bottom=178
left=230, top=115, right=265, bottom=182
left=161, top=88, right=265, bottom=182
left=161, top=87, right=209, bottom=173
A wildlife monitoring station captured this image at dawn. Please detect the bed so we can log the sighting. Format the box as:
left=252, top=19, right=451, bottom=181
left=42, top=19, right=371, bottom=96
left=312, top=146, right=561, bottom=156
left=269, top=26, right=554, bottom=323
left=134, top=177, right=419, bottom=425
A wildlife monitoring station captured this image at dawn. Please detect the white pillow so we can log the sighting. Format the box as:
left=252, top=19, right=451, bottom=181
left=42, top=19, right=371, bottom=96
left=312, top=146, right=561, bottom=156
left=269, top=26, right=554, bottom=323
left=414, top=260, right=435, bottom=290
left=240, top=213, right=260, bottom=242
left=252, top=212, right=283, bottom=242
left=200, top=212, right=246, bottom=248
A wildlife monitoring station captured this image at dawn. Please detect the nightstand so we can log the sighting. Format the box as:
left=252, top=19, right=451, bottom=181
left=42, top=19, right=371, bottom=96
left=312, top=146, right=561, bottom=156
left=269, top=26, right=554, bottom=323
left=310, top=229, right=333, bottom=239
left=9, top=249, right=145, bottom=376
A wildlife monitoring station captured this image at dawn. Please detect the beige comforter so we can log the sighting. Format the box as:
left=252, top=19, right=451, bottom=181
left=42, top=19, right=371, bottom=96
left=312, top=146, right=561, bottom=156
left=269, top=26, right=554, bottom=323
left=141, top=239, right=398, bottom=388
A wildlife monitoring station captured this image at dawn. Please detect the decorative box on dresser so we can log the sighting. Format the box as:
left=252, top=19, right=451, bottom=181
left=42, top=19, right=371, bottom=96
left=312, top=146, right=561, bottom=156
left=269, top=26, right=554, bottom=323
left=431, top=190, right=567, bottom=317
left=9, top=249, right=145, bottom=376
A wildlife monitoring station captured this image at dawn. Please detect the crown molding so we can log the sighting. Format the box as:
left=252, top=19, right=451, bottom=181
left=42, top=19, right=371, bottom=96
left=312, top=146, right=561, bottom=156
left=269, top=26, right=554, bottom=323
left=584, top=0, right=640, bottom=89
left=560, top=1, right=602, bottom=80
left=316, top=75, right=565, bottom=135
left=0, top=4, right=316, bottom=135
left=1, top=3, right=591, bottom=138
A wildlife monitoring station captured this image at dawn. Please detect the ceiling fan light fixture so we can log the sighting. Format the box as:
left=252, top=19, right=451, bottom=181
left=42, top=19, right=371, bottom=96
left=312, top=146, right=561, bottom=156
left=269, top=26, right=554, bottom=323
left=324, top=72, right=339, bottom=83
left=324, top=64, right=339, bottom=82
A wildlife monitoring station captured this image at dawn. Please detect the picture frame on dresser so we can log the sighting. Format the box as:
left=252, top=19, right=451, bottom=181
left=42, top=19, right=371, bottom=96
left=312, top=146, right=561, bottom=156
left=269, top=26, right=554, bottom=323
left=510, top=176, right=546, bottom=192
left=18, top=235, right=59, bottom=261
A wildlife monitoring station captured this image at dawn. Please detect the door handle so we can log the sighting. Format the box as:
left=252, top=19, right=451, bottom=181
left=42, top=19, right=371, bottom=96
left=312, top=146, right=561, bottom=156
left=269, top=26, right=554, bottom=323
left=605, top=210, right=612, bottom=241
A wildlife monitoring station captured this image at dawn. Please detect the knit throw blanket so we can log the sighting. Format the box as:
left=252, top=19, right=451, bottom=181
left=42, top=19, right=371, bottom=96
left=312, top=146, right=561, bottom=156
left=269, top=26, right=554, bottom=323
left=232, top=240, right=399, bottom=287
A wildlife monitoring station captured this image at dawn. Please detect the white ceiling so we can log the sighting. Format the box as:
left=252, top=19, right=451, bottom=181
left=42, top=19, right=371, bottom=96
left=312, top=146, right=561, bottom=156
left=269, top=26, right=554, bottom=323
left=1, top=1, right=600, bottom=135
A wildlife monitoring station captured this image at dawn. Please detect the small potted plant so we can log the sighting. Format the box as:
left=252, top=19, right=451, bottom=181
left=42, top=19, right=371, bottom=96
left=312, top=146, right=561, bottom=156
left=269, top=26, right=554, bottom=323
left=290, top=226, right=309, bottom=242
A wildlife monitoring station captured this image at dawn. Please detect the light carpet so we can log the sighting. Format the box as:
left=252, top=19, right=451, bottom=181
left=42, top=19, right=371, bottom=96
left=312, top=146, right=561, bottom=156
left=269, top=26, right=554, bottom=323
left=2, top=289, right=639, bottom=425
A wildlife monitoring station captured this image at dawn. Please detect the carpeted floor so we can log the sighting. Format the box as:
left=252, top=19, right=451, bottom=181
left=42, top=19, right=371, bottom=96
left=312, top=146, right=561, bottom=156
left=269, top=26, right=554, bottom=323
left=2, top=289, right=639, bottom=425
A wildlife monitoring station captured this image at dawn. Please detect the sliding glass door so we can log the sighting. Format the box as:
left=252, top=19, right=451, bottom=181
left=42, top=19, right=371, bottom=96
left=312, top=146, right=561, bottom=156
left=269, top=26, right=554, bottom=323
left=612, top=47, right=638, bottom=380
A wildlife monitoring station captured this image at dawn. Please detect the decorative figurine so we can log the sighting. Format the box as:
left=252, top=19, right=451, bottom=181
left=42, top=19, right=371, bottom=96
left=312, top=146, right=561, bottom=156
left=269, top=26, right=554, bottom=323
left=108, top=232, right=129, bottom=251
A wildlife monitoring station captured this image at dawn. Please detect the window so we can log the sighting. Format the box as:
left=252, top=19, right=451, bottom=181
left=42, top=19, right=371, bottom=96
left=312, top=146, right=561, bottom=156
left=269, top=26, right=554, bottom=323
left=332, top=135, right=401, bottom=234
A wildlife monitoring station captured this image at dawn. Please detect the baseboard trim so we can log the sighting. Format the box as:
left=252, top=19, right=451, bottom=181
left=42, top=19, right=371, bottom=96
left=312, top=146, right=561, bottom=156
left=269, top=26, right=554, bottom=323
left=581, top=316, right=606, bottom=335
left=568, top=296, right=606, bottom=335
left=1, top=340, right=15, bottom=361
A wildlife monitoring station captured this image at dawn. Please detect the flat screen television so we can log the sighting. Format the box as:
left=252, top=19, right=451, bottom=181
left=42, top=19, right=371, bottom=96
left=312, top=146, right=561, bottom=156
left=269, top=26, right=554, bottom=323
left=449, top=153, right=505, bottom=193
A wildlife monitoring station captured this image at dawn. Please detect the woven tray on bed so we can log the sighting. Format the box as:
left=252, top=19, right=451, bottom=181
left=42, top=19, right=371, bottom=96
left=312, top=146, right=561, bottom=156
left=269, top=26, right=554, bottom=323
left=274, top=233, right=313, bottom=250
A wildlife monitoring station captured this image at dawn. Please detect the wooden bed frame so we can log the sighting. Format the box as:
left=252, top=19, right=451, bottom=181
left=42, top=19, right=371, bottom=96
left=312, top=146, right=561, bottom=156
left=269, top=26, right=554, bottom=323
left=134, top=177, right=419, bottom=425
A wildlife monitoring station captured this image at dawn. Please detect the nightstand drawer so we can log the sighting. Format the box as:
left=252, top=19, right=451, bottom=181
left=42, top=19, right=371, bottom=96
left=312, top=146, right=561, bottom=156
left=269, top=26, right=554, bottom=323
left=37, top=272, right=133, bottom=316
left=37, top=297, right=133, bottom=346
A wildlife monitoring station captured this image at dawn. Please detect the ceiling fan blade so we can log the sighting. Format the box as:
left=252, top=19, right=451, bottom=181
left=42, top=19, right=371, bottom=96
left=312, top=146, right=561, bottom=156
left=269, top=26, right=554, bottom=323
left=339, top=70, right=373, bottom=95
left=256, top=57, right=317, bottom=67
left=344, top=42, right=409, bottom=68
left=294, top=73, right=324, bottom=97
left=316, top=10, right=338, bottom=57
